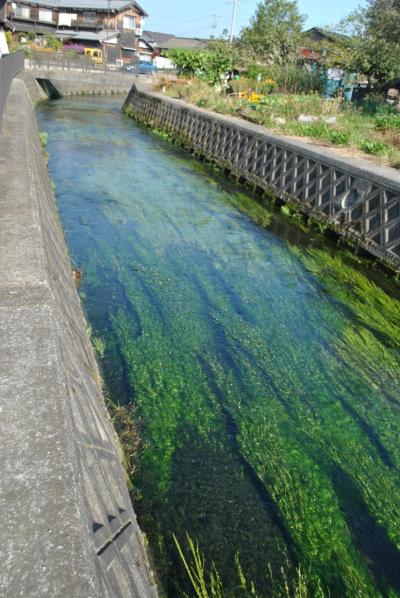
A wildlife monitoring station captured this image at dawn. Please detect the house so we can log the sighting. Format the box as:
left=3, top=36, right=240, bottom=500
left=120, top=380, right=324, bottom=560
left=141, top=30, right=208, bottom=69
left=299, top=27, right=351, bottom=66
left=6, top=0, right=147, bottom=63
left=0, top=0, right=15, bottom=54
left=302, top=27, right=346, bottom=44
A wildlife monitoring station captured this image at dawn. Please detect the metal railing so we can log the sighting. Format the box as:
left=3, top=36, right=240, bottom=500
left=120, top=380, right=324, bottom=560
left=0, top=50, right=24, bottom=128
left=28, top=49, right=106, bottom=72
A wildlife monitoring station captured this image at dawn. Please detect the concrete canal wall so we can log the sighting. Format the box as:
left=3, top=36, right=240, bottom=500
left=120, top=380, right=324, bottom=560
left=28, top=68, right=136, bottom=97
left=124, top=84, right=400, bottom=271
left=0, top=76, right=157, bottom=596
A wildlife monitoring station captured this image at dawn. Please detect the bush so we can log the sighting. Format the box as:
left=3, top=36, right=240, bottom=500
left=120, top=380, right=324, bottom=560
left=44, top=36, right=62, bottom=51
left=164, top=48, right=233, bottom=86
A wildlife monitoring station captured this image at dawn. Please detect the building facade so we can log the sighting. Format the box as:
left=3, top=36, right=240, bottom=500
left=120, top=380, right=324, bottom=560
left=6, top=0, right=147, bottom=63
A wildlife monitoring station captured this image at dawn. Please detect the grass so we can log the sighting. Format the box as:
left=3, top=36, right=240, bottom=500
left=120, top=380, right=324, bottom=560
left=158, top=78, right=400, bottom=168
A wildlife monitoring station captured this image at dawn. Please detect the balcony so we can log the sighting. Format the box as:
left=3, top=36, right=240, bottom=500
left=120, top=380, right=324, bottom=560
left=71, top=18, right=103, bottom=30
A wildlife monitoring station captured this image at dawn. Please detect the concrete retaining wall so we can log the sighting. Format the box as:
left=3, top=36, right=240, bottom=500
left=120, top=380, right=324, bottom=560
left=124, top=84, right=400, bottom=270
left=0, top=76, right=157, bottom=596
left=30, top=68, right=137, bottom=97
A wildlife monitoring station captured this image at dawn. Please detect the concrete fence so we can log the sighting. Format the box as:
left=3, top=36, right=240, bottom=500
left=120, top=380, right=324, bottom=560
left=124, top=84, right=400, bottom=270
left=0, top=50, right=24, bottom=128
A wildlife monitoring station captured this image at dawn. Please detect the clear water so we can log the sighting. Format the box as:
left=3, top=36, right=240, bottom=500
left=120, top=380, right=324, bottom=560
left=37, top=97, right=400, bottom=598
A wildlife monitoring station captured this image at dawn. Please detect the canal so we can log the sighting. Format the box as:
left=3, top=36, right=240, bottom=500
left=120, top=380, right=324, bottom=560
left=37, top=96, right=400, bottom=598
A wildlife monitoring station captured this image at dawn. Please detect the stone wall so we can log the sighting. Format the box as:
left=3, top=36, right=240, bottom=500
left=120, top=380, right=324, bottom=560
left=0, top=76, right=157, bottom=596
left=124, top=84, right=400, bottom=270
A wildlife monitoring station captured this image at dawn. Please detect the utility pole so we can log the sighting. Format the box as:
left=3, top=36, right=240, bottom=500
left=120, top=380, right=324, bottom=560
left=229, top=0, right=238, bottom=43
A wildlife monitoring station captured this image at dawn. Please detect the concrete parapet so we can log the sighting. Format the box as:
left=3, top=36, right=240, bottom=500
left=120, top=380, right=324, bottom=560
left=0, top=77, right=157, bottom=596
left=124, top=84, right=400, bottom=270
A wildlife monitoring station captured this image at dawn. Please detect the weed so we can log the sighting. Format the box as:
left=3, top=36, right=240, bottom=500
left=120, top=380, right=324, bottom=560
left=374, top=113, right=400, bottom=131
left=359, top=140, right=390, bottom=155
left=39, top=131, right=48, bottom=147
left=328, top=130, right=351, bottom=145
left=92, top=336, right=106, bottom=358
left=107, top=399, right=143, bottom=479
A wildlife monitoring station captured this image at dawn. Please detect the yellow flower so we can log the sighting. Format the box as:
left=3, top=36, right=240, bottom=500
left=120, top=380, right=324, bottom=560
left=248, top=92, right=261, bottom=103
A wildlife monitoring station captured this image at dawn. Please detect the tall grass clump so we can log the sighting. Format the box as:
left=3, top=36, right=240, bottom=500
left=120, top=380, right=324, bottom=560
left=173, top=533, right=313, bottom=598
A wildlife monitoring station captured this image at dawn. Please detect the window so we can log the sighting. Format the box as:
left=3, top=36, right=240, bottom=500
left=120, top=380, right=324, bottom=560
left=14, top=5, right=30, bottom=19
left=58, top=13, right=77, bottom=26
left=39, top=8, right=53, bottom=22
left=123, top=16, right=135, bottom=30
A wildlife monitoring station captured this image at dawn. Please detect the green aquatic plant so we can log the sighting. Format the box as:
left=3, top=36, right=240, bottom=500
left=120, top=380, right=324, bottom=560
left=37, top=96, right=400, bottom=598
left=295, top=248, right=400, bottom=350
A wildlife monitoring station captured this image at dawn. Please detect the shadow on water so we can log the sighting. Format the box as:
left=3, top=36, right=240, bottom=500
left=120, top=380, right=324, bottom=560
left=336, top=393, right=394, bottom=469
left=197, top=352, right=296, bottom=563
left=166, top=425, right=292, bottom=597
left=330, top=464, right=400, bottom=596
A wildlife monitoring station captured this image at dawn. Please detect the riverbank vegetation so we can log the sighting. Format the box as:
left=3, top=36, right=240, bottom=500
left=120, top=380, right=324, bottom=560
left=156, top=0, right=400, bottom=169
left=158, top=78, right=400, bottom=167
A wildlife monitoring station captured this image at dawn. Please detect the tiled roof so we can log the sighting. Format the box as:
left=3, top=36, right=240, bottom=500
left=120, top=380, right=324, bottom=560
left=143, top=30, right=208, bottom=50
left=17, top=0, right=147, bottom=16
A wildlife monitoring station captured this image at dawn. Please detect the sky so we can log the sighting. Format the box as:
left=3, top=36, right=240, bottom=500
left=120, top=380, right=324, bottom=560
left=141, top=0, right=364, bottom=38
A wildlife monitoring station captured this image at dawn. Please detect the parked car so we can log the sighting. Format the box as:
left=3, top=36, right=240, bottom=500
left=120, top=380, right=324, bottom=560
left=122, top=63, right=136, bottom=72
left=122, top=61, right=157, bottom=75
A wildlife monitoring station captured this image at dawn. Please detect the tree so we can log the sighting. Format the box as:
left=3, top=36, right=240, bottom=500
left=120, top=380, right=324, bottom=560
left=240, top=0, right=306, bottom=63
left=344, top=0, right=400, bottom=84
